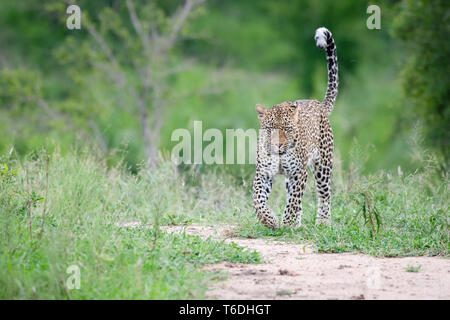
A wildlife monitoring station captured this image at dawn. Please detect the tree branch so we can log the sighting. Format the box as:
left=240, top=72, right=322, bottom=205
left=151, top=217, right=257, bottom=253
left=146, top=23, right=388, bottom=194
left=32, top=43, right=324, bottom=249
left=125, top=0, right=151, bottom=55
left=158, top=0, right=205, bottom=53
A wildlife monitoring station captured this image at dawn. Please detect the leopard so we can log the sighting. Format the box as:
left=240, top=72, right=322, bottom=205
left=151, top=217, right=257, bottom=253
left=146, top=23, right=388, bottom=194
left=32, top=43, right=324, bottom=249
left=253, top=27, right=338, bottom=229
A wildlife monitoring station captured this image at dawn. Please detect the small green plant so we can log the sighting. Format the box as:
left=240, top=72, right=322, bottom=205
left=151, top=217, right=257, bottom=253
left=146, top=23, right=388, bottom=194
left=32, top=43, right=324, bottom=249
left=350, top=178, right=382, bottom=238
left=0, top=163, right=19, bottom=182
left=406, top=265, right=422, bottom=273
left=24, top=190, right=44, bottom=209
left=0, top=163, right=44, bottom=215
left=276, top=289, right=293, bottom=296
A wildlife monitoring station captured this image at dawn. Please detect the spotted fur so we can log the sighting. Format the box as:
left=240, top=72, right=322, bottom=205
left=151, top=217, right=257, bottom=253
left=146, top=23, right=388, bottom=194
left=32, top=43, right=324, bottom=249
left=253, top=27, right=338, bottom=229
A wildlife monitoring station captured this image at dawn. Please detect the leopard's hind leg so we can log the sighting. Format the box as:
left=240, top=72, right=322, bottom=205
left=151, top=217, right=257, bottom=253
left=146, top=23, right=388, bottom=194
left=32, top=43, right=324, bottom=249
left=313, top=120, right=334, bottom=224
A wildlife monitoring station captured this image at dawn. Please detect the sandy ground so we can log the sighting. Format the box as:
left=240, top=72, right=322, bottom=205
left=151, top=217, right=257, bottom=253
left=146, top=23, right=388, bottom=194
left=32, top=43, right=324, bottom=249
left=161, top=224, right=450, bottom=300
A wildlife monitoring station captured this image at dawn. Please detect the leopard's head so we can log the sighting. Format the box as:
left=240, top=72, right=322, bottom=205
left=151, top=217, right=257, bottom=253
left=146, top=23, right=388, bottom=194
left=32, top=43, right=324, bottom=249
left=256, top=101, right=299, bottom=155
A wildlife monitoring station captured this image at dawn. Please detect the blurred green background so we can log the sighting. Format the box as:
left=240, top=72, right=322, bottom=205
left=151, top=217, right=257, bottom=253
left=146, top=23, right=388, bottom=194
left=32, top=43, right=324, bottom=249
left=0, top=0, right=448, bottom=174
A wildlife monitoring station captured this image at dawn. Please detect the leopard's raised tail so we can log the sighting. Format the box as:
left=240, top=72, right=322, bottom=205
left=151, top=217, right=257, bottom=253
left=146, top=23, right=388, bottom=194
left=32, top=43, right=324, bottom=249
left=314, top=27, right=338, bottom=115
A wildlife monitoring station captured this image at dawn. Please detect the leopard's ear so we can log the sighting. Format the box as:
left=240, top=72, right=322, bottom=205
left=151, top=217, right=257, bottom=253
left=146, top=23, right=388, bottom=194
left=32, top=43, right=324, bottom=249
left=255, top=104, right=267, bottom=120
left=291, top=103, right=299, bottom=122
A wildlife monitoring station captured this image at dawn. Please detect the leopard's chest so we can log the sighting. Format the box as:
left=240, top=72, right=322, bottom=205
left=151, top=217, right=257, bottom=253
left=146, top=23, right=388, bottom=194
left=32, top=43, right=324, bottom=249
left=258, top=149, right=315, bottom=177
left=279, top=148, right=317, bottom=176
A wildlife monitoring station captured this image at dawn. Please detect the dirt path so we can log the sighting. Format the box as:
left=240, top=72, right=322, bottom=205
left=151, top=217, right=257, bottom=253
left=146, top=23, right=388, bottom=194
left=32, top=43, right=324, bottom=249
left=163, top=224, right=450, bottom=300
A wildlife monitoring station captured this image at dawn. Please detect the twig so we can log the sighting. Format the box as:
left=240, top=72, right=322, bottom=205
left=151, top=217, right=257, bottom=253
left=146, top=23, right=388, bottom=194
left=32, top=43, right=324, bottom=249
left=84, top=20, right=119, bottom=67
left=26, top=171, right=32, bottom=240
left=125, top=0, right=153, bottom=90
left=88, top=119, right=108, bottom=155
left=125, top=0, right=151, bottom=55
left=158, top=0, right=205, bottom=54
left=39, top=146, right=50, bottom=240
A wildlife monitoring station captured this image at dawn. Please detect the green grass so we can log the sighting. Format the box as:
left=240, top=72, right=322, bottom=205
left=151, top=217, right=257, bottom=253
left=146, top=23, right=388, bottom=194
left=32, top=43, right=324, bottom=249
left=0, top=149, right=260, bottom=299
left=235, top=159, right=449, bottom=257
left=0, top=146, right=448, bottom=299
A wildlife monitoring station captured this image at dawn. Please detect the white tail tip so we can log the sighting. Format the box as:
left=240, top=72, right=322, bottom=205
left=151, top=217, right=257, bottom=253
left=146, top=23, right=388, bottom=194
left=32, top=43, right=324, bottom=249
left=314, top=27, right=330, bottom=49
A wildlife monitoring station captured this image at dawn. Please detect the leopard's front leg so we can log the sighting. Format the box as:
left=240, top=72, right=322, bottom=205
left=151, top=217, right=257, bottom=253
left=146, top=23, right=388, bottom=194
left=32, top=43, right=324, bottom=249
left=282, top=167, right=307, bottom=228
left=253, top=172, right=279, bottom=229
